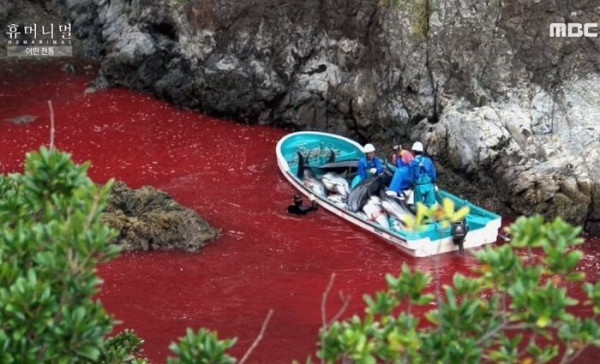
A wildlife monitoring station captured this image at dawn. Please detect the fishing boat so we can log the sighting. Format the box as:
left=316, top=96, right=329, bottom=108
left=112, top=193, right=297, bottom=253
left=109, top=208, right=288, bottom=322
left=275, top=131, right=502, bottom=257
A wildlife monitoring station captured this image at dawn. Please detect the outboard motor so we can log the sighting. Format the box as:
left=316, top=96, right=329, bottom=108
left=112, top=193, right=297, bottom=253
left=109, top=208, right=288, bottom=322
left=451, top=220, right=469, bottom=255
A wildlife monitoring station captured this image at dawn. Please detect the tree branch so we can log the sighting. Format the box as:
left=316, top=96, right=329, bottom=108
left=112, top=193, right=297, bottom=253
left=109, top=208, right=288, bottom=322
left=321, top=273, right=337, bottom=364
left=477, top=322, right=534, bottom=346
left=322, top=273, right=336, bottom=329
left=327, top=290, right=351, bottom=326
left=561, top=343, right=590, bottom=364
left=559, top=315, right=598, bottom=364
left=239, top=309, right=274, bottom=364
left=47, top=100, right=55, bottom=150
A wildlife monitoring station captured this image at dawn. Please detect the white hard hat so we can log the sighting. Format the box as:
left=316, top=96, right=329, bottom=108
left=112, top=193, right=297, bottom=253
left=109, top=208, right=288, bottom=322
left=363, top=143, right=376, bottom=153
left=411, top=141, right=424, bottom=153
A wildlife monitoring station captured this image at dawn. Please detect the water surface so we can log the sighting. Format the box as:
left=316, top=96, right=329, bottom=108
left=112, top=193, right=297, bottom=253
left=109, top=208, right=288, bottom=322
left=1, top=61, right=598, bottom=363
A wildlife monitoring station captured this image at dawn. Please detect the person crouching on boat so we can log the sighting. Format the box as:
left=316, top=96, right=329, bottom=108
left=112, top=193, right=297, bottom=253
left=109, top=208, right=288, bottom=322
left=389, top=144, right=414, bottom=197
left=410, top=141, right=438, bottom=206
left=351, top=143, right=385, bottom=189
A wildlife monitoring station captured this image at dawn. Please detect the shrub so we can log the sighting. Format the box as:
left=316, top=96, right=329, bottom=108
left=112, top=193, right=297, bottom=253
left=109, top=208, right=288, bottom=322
left=167, top=328, right=237, bottom=364
left=0, top=148, right=146, bottom=363
left=0, top=147, right=240, bottom=364
left=314, top=215, right=600, bottom=363
left=101, top=329, right=148, bottom=364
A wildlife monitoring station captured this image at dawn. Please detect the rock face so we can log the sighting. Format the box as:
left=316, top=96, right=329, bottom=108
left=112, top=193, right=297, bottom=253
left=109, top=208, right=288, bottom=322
left=102, top=181, right=219, bottom=251
left=7, top=0, right=600, bottom=231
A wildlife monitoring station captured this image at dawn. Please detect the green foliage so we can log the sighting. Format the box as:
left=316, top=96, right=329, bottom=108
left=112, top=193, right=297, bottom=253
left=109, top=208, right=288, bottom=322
left=0, top=148, right=146, bottom=363
left=167, top=328, right=237, bottom=364
left=403, top=198, right=470, bottom=230
left=0, top=148, right=240, bottom=364
left=314, top=215, right=600, bottom=363
left=100, top=329, right=149, bottom=364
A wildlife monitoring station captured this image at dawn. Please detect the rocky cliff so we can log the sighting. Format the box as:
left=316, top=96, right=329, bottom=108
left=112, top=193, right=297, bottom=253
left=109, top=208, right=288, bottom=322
left=3, top=0, right=600, bottom=232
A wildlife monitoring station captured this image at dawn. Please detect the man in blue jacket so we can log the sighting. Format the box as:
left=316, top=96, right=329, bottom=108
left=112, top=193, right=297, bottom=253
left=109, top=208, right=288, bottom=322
left=351, top=143, right=385, bottom=188
left=410, top=141, right=438, bottom=206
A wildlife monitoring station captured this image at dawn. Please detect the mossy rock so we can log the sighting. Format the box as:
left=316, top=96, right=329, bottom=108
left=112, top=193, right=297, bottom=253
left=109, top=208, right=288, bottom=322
left=102, top=181, right=219, bottom=251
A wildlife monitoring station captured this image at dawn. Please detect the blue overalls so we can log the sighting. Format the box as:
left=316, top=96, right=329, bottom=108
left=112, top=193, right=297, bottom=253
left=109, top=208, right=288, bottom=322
left=411, top=155, right=438, bottom=206
left=389, top=156, right=413, bottom=194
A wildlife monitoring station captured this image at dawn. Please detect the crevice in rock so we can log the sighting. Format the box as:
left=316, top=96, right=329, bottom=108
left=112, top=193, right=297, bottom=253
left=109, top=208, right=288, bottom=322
left=300, top=64, right=327, bottom=75
left=145, top=22, right=179, bottom=41
left=409, top=113, right=426, bottom=125
left=423, top=0, right=439, bottom=124
left=476, top=0, right=503, bottom=97
left=348, top=98, right=367, bottom=142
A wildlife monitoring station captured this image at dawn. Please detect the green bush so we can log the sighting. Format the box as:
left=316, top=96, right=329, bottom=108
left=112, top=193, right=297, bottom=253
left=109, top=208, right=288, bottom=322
left=167, top=328, right=237, bottom=364
left=0, top=148, right=146, bottom=363
left=314, top=216, right=600, bottom=364
left=0, top=148, right=240, bottom=364
left=101, top=329, right=148, bottom=364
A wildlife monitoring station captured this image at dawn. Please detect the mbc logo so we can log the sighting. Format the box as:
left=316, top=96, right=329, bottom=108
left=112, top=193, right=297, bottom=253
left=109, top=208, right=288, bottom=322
left=549, top=23, right=599, bottom=37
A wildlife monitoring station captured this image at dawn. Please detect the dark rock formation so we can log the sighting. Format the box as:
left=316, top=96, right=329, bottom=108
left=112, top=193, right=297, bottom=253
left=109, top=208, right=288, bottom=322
left=4, top=0, right=600, bottom=232
left=102, top=181, right=219, bottom=251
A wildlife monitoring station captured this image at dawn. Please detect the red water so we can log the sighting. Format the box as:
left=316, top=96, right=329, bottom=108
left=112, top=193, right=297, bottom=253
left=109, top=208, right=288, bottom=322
left=1, top=60, right=599, bottom=363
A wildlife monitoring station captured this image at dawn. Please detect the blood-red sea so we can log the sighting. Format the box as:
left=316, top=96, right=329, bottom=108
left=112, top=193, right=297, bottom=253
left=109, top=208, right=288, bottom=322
left=1, top=60, right=598, bottom=363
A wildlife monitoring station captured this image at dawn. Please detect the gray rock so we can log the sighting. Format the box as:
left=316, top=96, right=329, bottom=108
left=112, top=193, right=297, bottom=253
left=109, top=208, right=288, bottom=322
left=62, top=63, right=77, bottom=74
left=0, top=0, right=14, bottom=27
left=102, top=181, right=220, bottom=252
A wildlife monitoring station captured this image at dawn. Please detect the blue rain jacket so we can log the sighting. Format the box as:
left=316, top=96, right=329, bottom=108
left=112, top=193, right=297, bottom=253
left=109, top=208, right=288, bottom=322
left=411, top=155, right=437, bottom=185
left=357, top=156, right=385, bottom=180
left=352, top=156, right=385, bottom=189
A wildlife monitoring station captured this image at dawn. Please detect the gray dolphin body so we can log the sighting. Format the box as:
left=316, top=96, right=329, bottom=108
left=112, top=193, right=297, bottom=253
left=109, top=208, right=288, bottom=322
left=303, top=178, right=327, bottom=196
left=347, top=173, right=393, bottom=212
left=379, top=188, right=414, bottom=223
left=362, top=196, right=391, bottom=229
left=297, top=152, right=327, bottom=197
left=317, top=159, right=359, bottom=174
left=321, top=172, right=350, bottom=197
left=327, top=194, right=348, bottom=209
left=296, top=152, right=315, bottom=179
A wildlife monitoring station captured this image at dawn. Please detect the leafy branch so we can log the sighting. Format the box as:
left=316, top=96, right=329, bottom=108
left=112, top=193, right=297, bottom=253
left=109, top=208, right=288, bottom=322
left=312, top=215, right=600, bottom=363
